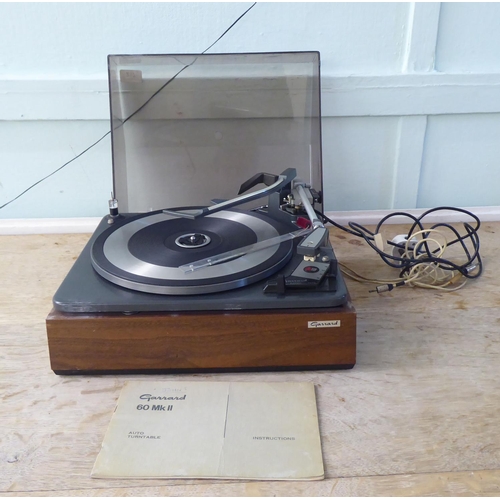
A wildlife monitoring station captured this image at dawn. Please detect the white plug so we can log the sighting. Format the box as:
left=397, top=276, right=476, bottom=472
left=391, top=234, right=418, bottom=258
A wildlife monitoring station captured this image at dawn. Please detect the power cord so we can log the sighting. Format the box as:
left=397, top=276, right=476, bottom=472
left=316, top=207, right=482, bottom=293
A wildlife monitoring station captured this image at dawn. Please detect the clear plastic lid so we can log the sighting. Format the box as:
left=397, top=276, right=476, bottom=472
left=108, top=52, right=323, bottom=213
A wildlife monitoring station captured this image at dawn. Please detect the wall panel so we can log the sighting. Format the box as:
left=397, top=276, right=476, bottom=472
left=436, top=3, right=500, bottom=73
left=0, top=3, right=410, bottom=78
left=417, top=113, right=500, bottom=209
left=322, top=117, right=400, bottom=211
left=1, top=2, right=500, bottom=220
left=0, top=121, right=111, bottom=218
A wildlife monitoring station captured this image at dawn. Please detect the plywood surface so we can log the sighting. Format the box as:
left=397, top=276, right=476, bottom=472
left=1, top=222, right=500, bottom=496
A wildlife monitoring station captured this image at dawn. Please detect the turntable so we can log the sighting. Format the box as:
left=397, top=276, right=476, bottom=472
left=46, top=52, right=356, bottom=374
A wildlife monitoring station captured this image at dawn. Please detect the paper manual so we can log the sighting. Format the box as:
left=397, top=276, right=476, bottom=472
left=91, top=381, right=324, bottom=480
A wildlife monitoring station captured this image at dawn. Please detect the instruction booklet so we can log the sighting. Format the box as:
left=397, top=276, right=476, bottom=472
left=91, top=380, right=324, bottom=480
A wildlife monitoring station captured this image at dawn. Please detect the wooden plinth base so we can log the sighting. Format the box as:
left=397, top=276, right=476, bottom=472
left=46, top=303, right=356, bottom=374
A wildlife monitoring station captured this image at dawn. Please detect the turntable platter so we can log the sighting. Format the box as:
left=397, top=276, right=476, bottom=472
left=91, top=209, right=294, bottom=295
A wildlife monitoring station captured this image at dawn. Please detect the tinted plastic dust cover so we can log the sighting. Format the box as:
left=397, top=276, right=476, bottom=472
left=107, top=52, right=323, bottom=213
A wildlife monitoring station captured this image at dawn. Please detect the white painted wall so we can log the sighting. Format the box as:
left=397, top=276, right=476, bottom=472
left=1, top=2, right=499, bottom=219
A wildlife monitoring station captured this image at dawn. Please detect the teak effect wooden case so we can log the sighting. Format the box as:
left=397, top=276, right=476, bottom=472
left=46, top=303, right=356, bottom=374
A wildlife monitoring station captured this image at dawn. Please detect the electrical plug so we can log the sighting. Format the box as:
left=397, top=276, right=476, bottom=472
left=391, top=234, right=418, bottom=259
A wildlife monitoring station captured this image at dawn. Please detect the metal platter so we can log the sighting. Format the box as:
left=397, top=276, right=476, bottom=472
left=90, top=209, right=294, bottom=295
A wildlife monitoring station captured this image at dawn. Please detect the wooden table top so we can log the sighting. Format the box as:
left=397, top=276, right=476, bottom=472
left=1, top=221, right=499, bottom=496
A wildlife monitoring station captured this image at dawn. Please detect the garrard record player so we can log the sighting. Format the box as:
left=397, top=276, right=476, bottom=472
left=46, top=52, right=356, bottom=374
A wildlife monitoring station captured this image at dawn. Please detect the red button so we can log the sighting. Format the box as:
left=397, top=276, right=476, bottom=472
left=304, top=265, right=319, bottom=273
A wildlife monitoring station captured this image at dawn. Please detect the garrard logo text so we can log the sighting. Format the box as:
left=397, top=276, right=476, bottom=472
left=308, top=320, right=341, bottom=328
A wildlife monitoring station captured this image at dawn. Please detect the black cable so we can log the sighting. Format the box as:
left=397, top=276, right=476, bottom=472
left=316, top=207, right=483, bottom=282
left=202, top=2, right=257, bottom=53
left=0, top=130, right=111, bottom=210
left=0, top=2, right=257, bottom=211
left=121, top=2, right=257, bottom=126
